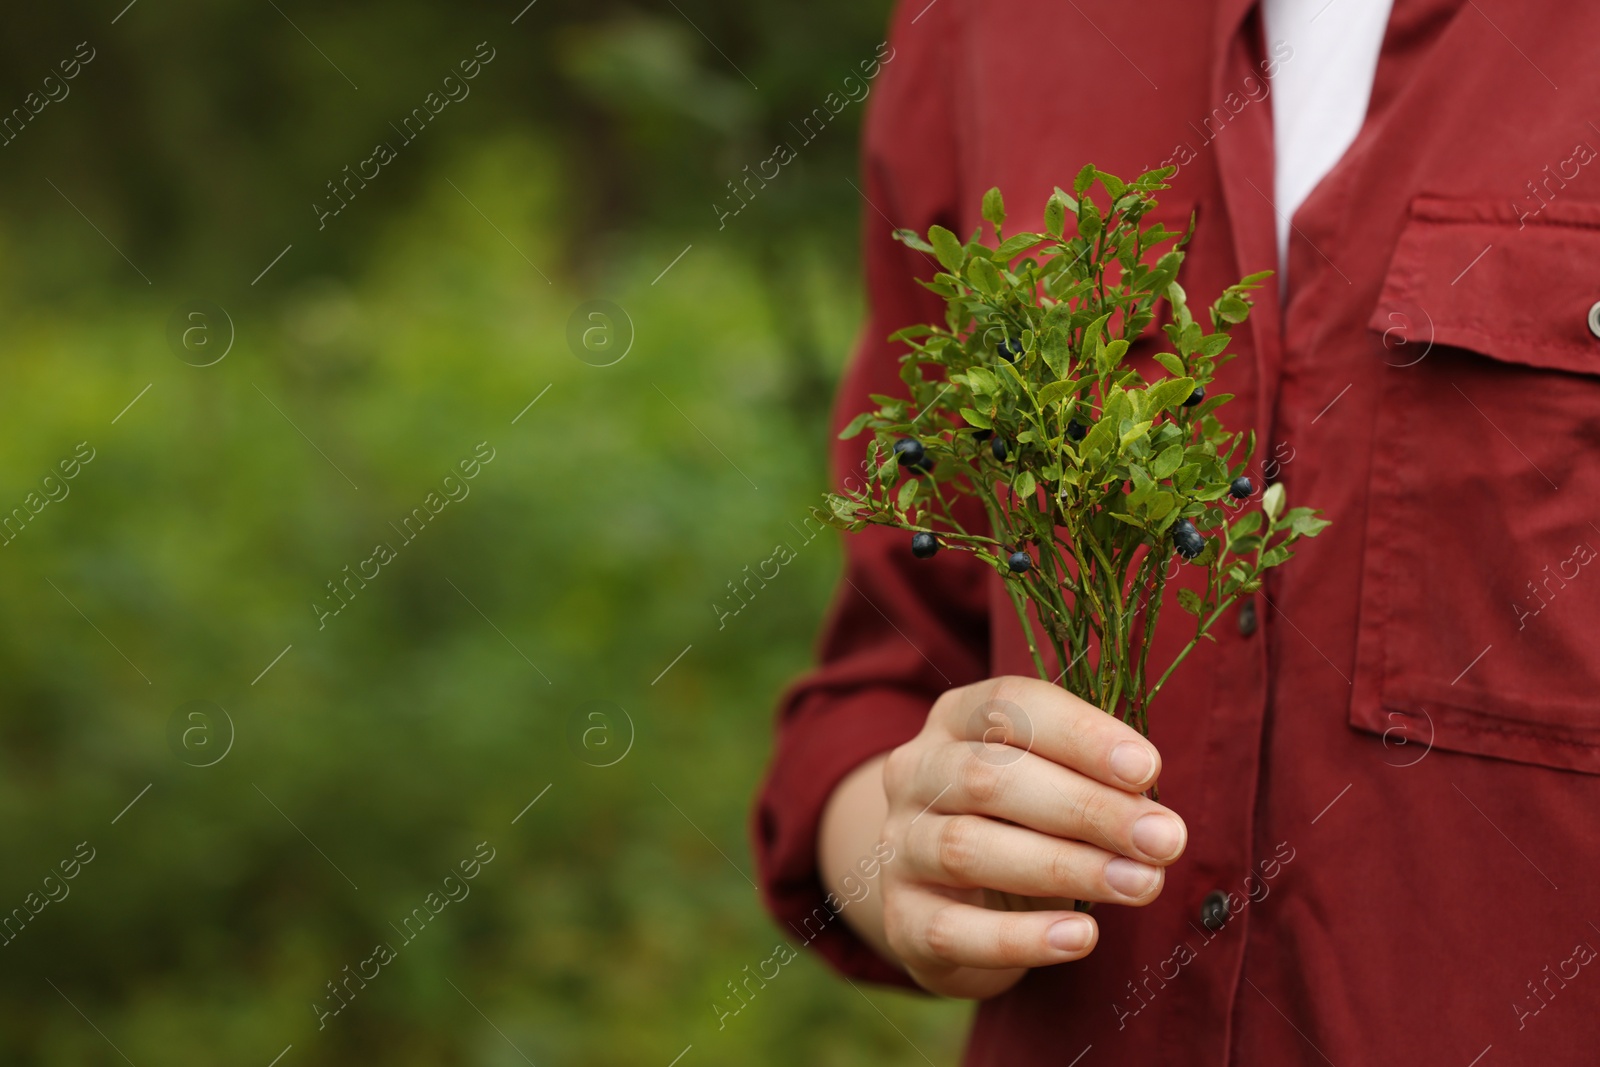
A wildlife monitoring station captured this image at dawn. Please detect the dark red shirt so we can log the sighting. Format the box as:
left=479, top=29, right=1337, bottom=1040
left=754, top=0, right=1600, bottom=1062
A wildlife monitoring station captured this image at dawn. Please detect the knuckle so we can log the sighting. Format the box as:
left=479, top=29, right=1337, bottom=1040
left=935, top=815, right=984, bottom=882
left=956, top=753, right=1005, bottom=805
left=996, top=915, right=1036, bottom=964
left=922, top=903, right=961, bottom=960
left=1057, top=705, right=1102, bottom=762
left=985, top=674, right=1031, bottom=711
left=931, top=683, right=974, bottom=728
left=1076, top=786, right=1126, bottom=841
left=881, top=894, right=915, bottom=958
left=882, top=742, right=918, bottom=799
left=1044, top=845, right=1080, bottom=891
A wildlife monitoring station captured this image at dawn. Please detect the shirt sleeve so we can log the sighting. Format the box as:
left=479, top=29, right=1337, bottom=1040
left=749, top=0, right=994, bottom=989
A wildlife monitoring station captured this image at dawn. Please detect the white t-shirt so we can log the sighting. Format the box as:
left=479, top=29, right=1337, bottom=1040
left=1262, top=0, right=1395, bottom=282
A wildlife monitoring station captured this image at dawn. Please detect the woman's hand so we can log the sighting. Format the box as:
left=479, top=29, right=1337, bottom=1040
left=822, top=674, right=1187, bottom=999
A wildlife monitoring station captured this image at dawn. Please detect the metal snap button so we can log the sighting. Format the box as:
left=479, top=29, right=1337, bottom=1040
left=1200, top=890, right=1230, bottom=930
left=1587, top=300, right=1600, bottom=339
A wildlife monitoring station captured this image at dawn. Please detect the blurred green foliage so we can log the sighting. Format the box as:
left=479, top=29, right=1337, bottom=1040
left=0, top=2, right=973, bottom=1064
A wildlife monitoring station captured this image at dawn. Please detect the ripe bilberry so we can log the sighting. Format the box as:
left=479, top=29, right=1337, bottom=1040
left=1172, top=518, right=1205, bottom=559
left=1007, top=550, right=1033, bottom=573
left=1229, top=476, right=1253, bottom=499
left=911, top=532, right=939, bottom=559
left=893, top=438, right=925, bottom=467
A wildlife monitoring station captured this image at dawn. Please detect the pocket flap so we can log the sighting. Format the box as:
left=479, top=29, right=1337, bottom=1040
left=1368, top=195, right=1600, bottom=376
left=1352, top=195, right=1600, bottom=775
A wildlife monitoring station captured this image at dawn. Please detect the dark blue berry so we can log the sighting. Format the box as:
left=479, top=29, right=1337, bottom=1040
left=1229, top=476, right=1253, bottom=499
left=911, top=532, right=939, bottom=559
left=1007, top=550, right=1032, bottom=573
left=991, top=437, right=1008, bottom=461
left=998, top=339, right=1024, bottom=362
left=1172, top=518, right=1205, bottom=559
left=1066, top=420, right=1088, bottom=442
left=893, top=438, right=925, bottom=468
left=1183, top=385, right=1206, bottom=408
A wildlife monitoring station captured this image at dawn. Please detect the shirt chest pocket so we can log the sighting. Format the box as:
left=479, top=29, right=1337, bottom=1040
left=1355, top=195, right=1600, bottom=774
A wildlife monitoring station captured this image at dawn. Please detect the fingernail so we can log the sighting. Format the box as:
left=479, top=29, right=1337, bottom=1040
left=1109, top=742, right=1155, bottom=787
left=1105, top=857, right=1160, bottom=898
left=1047, top=916, right=1093, bottom=952
left=1131, top=813, right=1186, bottom=862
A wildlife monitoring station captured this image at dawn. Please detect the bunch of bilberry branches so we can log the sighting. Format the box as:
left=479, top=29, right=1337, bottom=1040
left=824, top=166, right=1328, bottom=739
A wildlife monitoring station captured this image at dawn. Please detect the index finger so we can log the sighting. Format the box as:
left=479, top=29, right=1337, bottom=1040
left=941, top=675, right=1162, bottom=793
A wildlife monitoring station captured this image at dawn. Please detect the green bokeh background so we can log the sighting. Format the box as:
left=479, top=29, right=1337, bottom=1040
left=0, top=2, right=972, bottom=1063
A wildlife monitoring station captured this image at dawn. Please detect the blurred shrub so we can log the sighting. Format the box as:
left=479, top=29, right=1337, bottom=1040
left=0, top=127, right=970, bottom=1064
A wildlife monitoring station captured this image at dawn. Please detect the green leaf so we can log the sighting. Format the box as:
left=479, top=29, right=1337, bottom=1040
left=981, top=187, right=1006, bottom=232
left=1229, top=534, right=1262, bottom=555
left=897, top=477, right=919, bottom=511
left=893, top=228, right=936, bottom=254
left=1098, top=170, right=1127, bottom=199
left=838, top=412, right=873, bottom=440
left=1263, top=482, right=1285, bottom=523
left=960, top=407, right=992, bottom=430
left=1078, top=198, right=1102, bottom=239
left=1143, top=376, right=1196, bottom=415
left=1100, top=338, right=1130, bottom=375
left=1153, top=351, right=1187, bottom=377
left=929, top=225, right=966, bottom=273
left=1083, top=309, right=1112, bottom=369
left=1145, top=490, right=1176, bottom=522
left=1120, top=420, right=1152, bottom=448
left=1215, top=294, right=1250, bottom=324
left=1151, top=443, right=1183, bottom=479
left=966, top=366, right=1000, bottom=395
left=1189, top=392, right=1235, bottom=421
left=1073, top=164, right=1096, bottom=196
left=1229, top=510, right=1263, bottom=539
left=1044, top=191, right=1068, bottom=238
left=1040, top=327, right=1072, bottom=379
left=1015, top=470, right=1037, bottom=498
left=1080, top=416, right=1118, bottom=464
left=1177, top=588, right=1204, bottom=616
left=994, top=232, right=1046, bottom=261
left=967, top=256, right=1003, bottom=297
left=1262, top=543, right=1293, bottom=568
left=1037, top=379, right=1077, bottom=407
left=1288, top=509, right=1331, bottom=538
left=1150, top=250, right=1184, bottom=290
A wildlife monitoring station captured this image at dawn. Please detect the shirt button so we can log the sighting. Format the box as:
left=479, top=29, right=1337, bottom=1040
left=1200, top=890, right=1230, bottom=930
left=1588, top=300, right=1600, bottom=339
left=1237, top=600, right=1258, bottom=636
